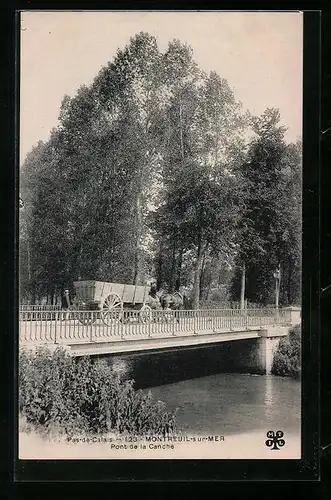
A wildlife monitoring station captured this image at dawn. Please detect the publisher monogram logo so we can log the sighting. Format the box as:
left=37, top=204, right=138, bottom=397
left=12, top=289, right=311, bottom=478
left=265, top=430, right=285, bottom=450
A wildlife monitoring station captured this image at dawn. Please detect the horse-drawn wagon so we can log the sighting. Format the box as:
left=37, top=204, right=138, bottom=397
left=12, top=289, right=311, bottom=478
left=72, top=280, right=152, bottom=325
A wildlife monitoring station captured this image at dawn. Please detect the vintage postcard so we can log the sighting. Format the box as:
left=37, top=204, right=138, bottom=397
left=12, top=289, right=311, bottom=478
left=18, top=10, right=303, bottom=461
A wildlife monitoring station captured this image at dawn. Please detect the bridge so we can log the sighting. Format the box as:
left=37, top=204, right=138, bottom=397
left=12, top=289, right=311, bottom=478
left=19, top=306, right=301, bottom=374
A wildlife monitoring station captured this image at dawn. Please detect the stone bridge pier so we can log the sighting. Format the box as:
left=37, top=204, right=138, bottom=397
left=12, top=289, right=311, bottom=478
left=228, top=307, right=301, bottom=375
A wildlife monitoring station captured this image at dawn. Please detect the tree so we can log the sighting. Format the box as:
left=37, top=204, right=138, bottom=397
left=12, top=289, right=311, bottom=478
left=276, top=141, right=302, bottom=305
left=20, top=34, right=300, bottom=311
left=20, top=33, right=168, bottom=301
left=230, top=109, right=302, bottom=306
left=153, top=52, right=247, bottom=307
left=93, top=32, right=167, bottom=284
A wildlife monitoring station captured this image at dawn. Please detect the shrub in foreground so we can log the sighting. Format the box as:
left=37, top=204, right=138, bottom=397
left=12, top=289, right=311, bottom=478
left=19, top=346, right=177, bottom=437
left=271, top=325, right=301, bottom=379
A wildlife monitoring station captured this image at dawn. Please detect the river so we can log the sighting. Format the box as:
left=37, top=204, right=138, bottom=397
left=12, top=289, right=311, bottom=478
left=19, top=343, right=301, bottom=460
left=107, top=344, right=301, bottom=438
left=149, top=373, right=301, bottom=437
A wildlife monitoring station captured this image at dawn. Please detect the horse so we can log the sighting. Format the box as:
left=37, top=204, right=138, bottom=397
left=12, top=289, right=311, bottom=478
left=144, top=285, right=182, bottom=322
left=146, top=284, right=163, bottom=311
left=145, top=294, right=163, bottom=311
left=146, top=284, right=188, bottom=322
left=159, top=291, right=184, bottom=311
left=156, top=290, right=185, bottom=323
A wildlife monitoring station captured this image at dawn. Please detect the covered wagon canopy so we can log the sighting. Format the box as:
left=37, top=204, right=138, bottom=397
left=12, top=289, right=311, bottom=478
left=73, top=280, right=150, bottom=307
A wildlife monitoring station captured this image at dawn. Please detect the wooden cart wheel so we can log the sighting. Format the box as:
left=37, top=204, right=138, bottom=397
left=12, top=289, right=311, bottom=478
left=139, top=304, right=152, bottom=323
left=102, top=293, right=123, bottom=325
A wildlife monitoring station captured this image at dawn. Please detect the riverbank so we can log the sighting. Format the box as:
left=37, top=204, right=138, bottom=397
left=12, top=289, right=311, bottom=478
left=19, top=342, right=301, bottom=460
left=271, top=325, right=301, bottom=379
left=19, top=369, right=301, bottom=460
left=19, top=346, right=177, bottom=438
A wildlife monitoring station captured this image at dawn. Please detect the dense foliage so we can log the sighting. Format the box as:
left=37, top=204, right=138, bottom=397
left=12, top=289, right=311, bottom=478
left=229, top=110, right=302, bottom=305
left=20, top=32, right=302, bottom=308
left=271, top=325, right=301, bottom=379
left=19, top=346, right=177, bottom=437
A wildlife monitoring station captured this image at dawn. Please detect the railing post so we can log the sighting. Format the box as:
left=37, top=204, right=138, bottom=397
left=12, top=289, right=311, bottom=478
left=54, top=313, right=58, bottom=344
left=90, top=318, right=93, bottom=343
left=121, top=313, right=125, bottom=340
left=148, top=311, right=152, bottom=338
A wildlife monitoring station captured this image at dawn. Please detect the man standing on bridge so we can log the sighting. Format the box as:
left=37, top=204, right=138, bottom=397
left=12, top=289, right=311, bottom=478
left=61, top=289, right=71, bottom=320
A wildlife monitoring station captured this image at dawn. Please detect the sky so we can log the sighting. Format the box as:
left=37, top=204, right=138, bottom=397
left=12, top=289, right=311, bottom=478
left=20, top=11, right=303, bottom=164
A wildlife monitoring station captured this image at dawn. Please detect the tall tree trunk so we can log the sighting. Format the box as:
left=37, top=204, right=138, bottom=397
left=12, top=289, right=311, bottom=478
left=287, top=262, right=293, bottom=305
left=199, top=270, right=203, bottom=302
left=46, top=283, right=50, bottom=305
left=240, top=263, right=246, bottom=310
left=199, top=257, right=207, bottom=302
left=31, top=283, right=36, bottom=305
left=156, top=242, right=163, bottom=291
left=192, top=254, right=205, bottom=310
left=206, top=281, right=212, bottom=302
left=175, top=248, right=183, bottom=291
left=169, top=237, right=177, bottom=293
left=275, top=264, right=281, bottom=308
left=27, top=239, right=31, bottom=281
left=133, top=195, right=142, bottom=285
left=179, top=101, right=184, bottom=161
left=133, top=249, right=139, bottom=284
left=192, top=240, right=207, bottom=310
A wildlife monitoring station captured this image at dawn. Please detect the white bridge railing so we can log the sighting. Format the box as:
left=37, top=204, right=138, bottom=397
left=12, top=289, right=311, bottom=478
left=20, top=304, right=62, bottom=312
left=19, top=308, right=292, bottom=345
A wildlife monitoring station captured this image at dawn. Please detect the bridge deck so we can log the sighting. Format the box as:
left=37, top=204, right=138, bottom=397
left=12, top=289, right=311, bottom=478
left=67, top=328, right=263, bottom=356
left=19, top=308, right=292, bottom=355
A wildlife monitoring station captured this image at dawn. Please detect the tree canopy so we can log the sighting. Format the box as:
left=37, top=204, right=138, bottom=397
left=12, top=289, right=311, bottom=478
left=20, top=32, right=302, bottom=308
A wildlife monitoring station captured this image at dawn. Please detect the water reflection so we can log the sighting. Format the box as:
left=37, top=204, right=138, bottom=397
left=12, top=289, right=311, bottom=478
left=150, top=372, right=301, bottom=436
left=99, top=343, right=254, bottom=389
left=264, top=374, right=274, bottom=420
left=97, top=345, right=301, bottom=437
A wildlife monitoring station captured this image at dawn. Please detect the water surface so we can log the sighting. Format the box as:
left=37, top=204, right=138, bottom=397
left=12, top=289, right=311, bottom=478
left=104, top=344, right=301, bottom=437
left=149, top=372, right=301, bottom=436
